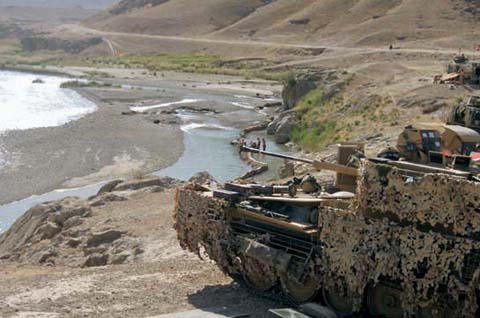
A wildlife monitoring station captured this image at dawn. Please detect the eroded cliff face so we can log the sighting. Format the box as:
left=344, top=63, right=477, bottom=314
left=174, top=161, right=480, bottom=316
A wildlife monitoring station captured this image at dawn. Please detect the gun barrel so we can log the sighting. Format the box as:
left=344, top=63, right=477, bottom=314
left=241, top=146, right=359, bottom=176
left=241, top=146, right=314, bottom=164
left=312, top=160, right=360, bottom=177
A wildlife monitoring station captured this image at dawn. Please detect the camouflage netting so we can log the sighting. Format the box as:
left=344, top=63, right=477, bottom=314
left=356, top=161, right=480, bottom=237
left=174, top=185, right=234, bottom=274
left=319, top=207, right=480, bottom=316
left=323, top=160, right=480, bottom=315
left=174, top=161, right=480, bottom=316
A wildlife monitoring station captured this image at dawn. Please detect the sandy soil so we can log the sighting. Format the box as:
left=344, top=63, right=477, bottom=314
left=0, top=189, right=276, bottom=318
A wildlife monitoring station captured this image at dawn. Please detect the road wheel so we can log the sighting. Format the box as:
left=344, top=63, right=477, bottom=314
left=240, top=257, right=277, bottom=292
left=280, top=262, right=319, bottom=304
left=321, top=278, right=358, bottom=317
left=366, top=283, right=405, bottom=318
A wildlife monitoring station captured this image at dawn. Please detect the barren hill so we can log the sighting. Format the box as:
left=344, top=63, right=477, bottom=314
left=85, top=0, right=480, bottom=49
left=85, top=0, right=276, bottom=37
left=0, top=0, right=117, bottom=9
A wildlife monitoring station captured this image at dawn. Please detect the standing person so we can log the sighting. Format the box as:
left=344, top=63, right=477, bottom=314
left=262, top=138, right=267, bottom=151
left=257, top=137, right=261, bottom=150
left=238, top=138, right=245, bottom=154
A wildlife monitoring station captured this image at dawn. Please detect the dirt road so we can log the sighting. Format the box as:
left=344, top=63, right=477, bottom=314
left=72, top=24, right=480, bottom=59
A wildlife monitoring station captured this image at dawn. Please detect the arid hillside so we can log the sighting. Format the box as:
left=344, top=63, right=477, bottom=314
left=0, top=0, right=117, bottom=9
left=85, top=0, right=276, bottom=37
left=85, top=0, right=480, bottom=48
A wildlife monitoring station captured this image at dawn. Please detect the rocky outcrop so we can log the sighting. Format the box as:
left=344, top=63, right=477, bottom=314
left=282, top=73, right=318, bottom=110
left=114, top=176, right=178, bottom=191
left=0, top=176, right=180, bottom=267
left=241, top=121, right=269, bottom=137
left=274, top=115, right=296, bottom=144
left=21, top=36, right=103, bottom=54
left=267, top=111, right=297, bottom=144
left=188, top=172, right=216, bottom=185
left=282, top=70, right=340, bottom=111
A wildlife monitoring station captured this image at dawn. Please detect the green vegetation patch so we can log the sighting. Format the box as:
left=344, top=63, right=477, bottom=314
left=52, top=53, right=289, bottom=81
left=60, top=80, right=120, bottom=89
left=0, top=48, right=288, bottom=81
left=291, top=87, right=348, bottom=151
left=290, top=73, right=403, bottom=152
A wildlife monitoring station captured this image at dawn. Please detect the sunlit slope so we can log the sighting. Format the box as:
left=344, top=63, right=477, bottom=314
left=85, top=0, right=478, bottom=48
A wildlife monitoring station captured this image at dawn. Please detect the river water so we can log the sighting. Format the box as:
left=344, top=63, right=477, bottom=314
left=0, top=71, right=285, bottom=232
left=0, top=71, right=96, bottom=168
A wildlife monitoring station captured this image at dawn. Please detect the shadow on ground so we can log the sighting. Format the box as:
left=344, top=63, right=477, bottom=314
left=188, top=282, right=278, bottom=318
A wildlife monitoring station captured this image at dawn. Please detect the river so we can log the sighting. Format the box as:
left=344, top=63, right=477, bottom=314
left=0, top=71, right=286, bottom=232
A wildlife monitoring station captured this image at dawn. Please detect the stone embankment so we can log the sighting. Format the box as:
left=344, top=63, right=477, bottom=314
left=0, top=176, right=179, bottom=268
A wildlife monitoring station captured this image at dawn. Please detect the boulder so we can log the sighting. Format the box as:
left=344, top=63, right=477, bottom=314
left=63, top=216, right=83, bottom=229
left=35, top=222, right=61, bottom=240
left=49, top=198, right=91, bottom=226
left=84, top=245, right=108, bottom=256
left=38, top=249, right=58, bottom=264
left=144, top=185, right=165, bottom=193
left=266, top=120, right=279, bottom=135
left=83, top=253, right=108, bottom=267
left=323, top=82, right=345, bottom=100
left=275, top=115, right=297, bottom=144
left=111, top=251, right=130, bottom=265
left=86, top=230, right=125, bottom=247
left=97, top=180, right=123, bottom=194
left=66, top=238, right=82, bottom=248
left=114, top=176, right=178, bottom=191
left=89, top=193, right=128, bottom=207
left=188, top=172, right=216, bottom=185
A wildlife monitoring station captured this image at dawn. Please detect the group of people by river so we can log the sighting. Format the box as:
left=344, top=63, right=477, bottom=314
left=239, top=137, right=267, bottom=152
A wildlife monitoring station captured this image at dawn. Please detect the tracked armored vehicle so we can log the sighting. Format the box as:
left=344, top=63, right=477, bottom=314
left=448, top=96, right=480, bottom=133
left=436, top=54, right=480, bottom=85
left=174, top=140, right=480, bottom=317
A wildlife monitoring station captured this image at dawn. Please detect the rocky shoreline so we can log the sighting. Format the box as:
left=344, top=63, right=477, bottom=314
left=0, top=176, right=180, bottom=267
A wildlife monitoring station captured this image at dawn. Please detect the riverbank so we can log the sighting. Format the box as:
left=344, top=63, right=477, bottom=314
left=0, top=67, right=282, bottom=205
left=0, top=179, right=276, bottom=318
left=0, top=66, right=284, bottom=318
